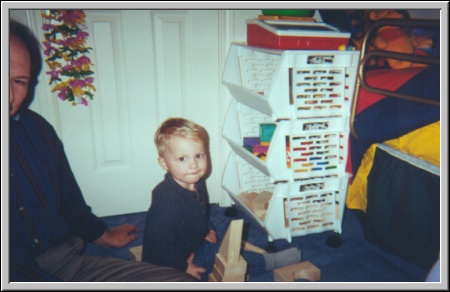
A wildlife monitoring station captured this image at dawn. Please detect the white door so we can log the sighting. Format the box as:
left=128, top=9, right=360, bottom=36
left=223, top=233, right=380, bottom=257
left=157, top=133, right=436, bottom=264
left=23, top=9, right=260, bottom=216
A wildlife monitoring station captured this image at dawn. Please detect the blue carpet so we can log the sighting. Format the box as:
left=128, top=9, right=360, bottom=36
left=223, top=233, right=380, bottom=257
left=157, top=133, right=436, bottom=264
left=83, top=204, right=429, bottom=282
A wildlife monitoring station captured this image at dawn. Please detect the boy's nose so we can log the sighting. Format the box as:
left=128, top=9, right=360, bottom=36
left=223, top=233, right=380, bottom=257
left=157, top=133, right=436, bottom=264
left=190, top=159, right=198, bottom=168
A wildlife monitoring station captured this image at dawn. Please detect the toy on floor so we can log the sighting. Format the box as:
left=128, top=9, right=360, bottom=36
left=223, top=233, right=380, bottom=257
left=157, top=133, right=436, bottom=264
left=128, top=235, right=265, bottom=270
left=273, top=261, right=321, bottom=282
left=129, top=245, right=142, bottom=262
left=209, top=219, right=248, bottom=282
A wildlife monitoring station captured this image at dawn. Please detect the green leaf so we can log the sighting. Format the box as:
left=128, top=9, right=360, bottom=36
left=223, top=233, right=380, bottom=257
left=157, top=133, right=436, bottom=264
left=47, top=52, right=62, bottom=62
left=67, top=88, right=75, bottom=102
left=84, top=91, right=94, bottom=99
left=80, top=70, right=94, bottom=77
left=48, top=77, right=62, bottom=85
left=58, top=24, right=80, bottom=35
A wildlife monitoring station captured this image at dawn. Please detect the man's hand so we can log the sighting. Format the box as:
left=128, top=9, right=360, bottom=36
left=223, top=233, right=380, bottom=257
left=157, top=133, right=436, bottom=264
left=94, top=224, right=140, bottom=248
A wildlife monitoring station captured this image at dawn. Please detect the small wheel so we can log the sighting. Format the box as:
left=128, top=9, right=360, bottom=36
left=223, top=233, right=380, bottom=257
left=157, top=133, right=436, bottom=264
left=326, top=232, right=342, bottom=248
left=224, top=204, right=238, bottom=217
left=265, top=241, right=277, bottom=253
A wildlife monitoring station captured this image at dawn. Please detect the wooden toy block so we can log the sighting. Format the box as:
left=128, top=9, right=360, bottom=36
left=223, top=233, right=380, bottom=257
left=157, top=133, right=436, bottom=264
left=213, top=253, right=247, bottom=276
left=209, top=219, right=248, bottom=282
left=273, top=261, right=321, bottom=282
left=238, top=191, right=272, bottom=211
left=241, top=241, right=266, bottom=254
left=238, top=191, right=272, bottom=221
left=211, top=254, right=247, bottom=282
left=129, top=245, right=143, bottom=262
left=209, top=265, right=247, bottom=282
left=218, top=219, right=244, bottom=265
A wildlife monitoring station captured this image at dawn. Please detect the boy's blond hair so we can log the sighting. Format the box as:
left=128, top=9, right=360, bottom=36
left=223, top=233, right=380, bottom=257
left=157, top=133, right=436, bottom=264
left=154, top=117, right=209, bottom=156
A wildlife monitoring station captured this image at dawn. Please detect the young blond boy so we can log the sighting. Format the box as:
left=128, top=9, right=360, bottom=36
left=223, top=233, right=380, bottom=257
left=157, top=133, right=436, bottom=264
left=142, top=117, right=301, bottom=281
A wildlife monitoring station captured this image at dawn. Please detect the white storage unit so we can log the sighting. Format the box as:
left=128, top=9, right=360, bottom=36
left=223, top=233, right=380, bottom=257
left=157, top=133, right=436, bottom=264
left=222, top=43, right=360, bottom=120
left=221, top=43, right=359, bottom=244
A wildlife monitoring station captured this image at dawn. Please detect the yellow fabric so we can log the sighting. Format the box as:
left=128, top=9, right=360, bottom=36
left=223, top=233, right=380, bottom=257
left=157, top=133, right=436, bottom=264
left=346, top=121, right=440, bottom=212
left=346, top=144, right=377, bottom=212
left=384, top=121, right=440, bottom=167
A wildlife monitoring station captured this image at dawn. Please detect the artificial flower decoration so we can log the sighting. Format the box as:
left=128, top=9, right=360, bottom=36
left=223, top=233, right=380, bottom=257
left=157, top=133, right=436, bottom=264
left=41, top=10, right=96, bottom=106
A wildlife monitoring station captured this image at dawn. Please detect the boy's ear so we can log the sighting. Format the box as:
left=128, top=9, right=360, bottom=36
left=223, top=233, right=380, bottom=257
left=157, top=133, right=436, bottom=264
left=158, top=156, right=168, bottom=171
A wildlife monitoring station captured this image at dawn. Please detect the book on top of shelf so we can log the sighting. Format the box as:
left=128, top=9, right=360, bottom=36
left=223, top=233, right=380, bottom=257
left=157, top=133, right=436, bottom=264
left=247, top=19, right=351, bottom=50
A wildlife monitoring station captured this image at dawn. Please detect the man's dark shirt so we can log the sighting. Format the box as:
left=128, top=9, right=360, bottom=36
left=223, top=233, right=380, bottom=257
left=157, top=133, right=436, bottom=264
left=9, top=109, right=108, bottom=281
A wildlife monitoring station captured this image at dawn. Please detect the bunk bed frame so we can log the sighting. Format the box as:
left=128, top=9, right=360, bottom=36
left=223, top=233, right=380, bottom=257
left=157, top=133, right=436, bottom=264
left=350, top=18, right=440, bottom=140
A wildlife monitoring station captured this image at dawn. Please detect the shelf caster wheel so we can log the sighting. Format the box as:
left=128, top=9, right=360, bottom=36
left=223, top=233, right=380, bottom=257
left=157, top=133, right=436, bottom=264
left=224, top=204, right=238, bottom=217
left=265, top=241, right=277, bottom=253
left=326, top=232, right=342, bottom=248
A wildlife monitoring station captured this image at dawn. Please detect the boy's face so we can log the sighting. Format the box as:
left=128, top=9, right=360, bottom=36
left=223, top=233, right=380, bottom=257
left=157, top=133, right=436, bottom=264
left=158, top=135, right=208, bottom=191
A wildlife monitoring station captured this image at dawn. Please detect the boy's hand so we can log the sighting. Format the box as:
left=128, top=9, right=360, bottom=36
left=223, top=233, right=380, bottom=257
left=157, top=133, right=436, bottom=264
left=186, top=253, right=206, bottom=280
left=205, top=230, right=217, bottom=243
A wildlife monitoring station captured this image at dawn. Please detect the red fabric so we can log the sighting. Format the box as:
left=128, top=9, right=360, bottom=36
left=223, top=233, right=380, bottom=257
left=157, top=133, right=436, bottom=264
left=356, top=67, right=427, bottom=114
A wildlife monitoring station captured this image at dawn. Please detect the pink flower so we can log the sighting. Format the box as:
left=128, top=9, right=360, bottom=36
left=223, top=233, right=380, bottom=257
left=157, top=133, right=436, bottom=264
left=76, top=31, right=89, bottom=40
left=85, top=77, right=94, bottom=84
left=80, top=97, right=88, bottom=106
left=46, top=69, right=60, bottom=79
left=57, top=87, right=68, bottom=100
left=43, top=41, right=59, bottom=57
left=42, top=23, right=58, bottom=31
left=70, top=79, right=86, bottom=88
left=57, top=37, right=77, bottom=47
left=61, top=10, right=85, bottom=24
left=77, top=56, right=91, bottom=64
left=61, top=64, right=75, bottom=72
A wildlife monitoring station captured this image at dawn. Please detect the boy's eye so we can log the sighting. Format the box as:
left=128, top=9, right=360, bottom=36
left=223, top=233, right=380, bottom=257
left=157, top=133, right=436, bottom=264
left=178, top=157, right=186, bottom=162
left=196, top=154, right=205, bottom=159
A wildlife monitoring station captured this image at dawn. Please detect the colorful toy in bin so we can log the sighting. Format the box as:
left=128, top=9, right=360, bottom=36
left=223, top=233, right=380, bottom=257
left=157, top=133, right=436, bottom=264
left=253, top=144, right=270, bottom=161
left=244, top=136, right=261, bottom=147
left=243, top=136, right=261, bottom=153
left=260, top=123, right=276, bottom=142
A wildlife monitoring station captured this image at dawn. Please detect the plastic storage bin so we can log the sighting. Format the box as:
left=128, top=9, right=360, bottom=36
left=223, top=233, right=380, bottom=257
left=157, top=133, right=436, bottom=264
left=222, top=100, right=350, bottom=182
left=222, top=43, right=360, bottom=120
left=222, top=152, right=350, bottom=242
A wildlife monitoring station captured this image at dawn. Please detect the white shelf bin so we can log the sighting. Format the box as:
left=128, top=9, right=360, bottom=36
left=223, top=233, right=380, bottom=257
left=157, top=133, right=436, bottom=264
left=222, top=43, right=360, bottom=120
left=281, top=173, right=350, bottom=238
left=222, top=100, right=350, bottom=182
left=222, top=152, right=288, bottom=242
left=222, top=152, right=351, bottom=242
